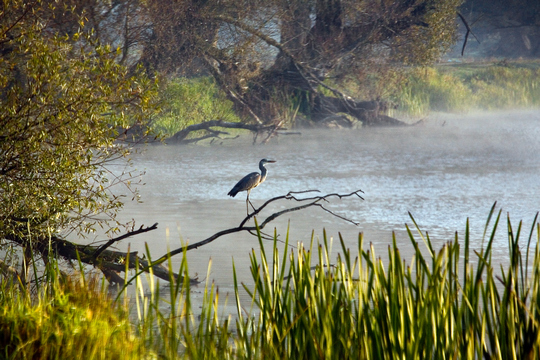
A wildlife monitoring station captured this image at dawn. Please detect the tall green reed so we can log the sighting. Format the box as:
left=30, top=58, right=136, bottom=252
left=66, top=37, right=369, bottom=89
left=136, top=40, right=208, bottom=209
left=124, top=208, right=540, bottom=359
left=5, top=206, right=539, bottom=359
left=227, top=209, right=540, bottom=359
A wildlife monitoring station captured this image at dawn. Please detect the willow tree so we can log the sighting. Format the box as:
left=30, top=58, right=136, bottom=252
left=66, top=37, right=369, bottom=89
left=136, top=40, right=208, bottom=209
left=0, top=0, right=158, bottom=277
left=83, top=0, right=462, bottom=127
left=40, top=0, right=462, bottom=127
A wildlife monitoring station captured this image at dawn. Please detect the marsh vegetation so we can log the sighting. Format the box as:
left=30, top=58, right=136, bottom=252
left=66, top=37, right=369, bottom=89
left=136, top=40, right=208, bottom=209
left=153, top=61, right=540, bottom=137
left=2, top=210, right=540, bottom=359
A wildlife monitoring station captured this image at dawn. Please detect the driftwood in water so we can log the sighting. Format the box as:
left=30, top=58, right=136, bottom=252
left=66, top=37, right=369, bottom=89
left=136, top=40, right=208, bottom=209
left=167, top=119, right=289, bottom=144
left=3, top=224, right=189, bottom=285
left=311, top=96, right=404, bottom=127
left=164, top=98, right=405, bottom=145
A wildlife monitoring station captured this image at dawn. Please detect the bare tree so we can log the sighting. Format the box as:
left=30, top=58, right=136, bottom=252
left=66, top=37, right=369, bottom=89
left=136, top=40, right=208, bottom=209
left=458, top=0, right=540, bottom=58
left=48, top=0, right=462, bottom=127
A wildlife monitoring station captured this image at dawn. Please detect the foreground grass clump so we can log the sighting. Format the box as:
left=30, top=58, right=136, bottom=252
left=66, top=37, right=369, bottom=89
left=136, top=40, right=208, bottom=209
left=0, top=270, right=147, bottom=360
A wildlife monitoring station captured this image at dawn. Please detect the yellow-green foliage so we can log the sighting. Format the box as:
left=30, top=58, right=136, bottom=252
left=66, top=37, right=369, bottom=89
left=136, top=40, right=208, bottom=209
left=467, top=66, right=540, bottom=109
left=395, top=67, right=473, bottom=116
left=1, top=0, right=159, bottom=240
left=0, top=273, right=147, bottom=360
left=393, top=63, right=540, bottom=116
left=155, top=77, right=240, bottom=136
left=391, top=0, right=462, bottom=65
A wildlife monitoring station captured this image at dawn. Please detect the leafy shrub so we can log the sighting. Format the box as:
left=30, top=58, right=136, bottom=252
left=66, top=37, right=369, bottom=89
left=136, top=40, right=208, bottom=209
left=154, top=77, right=240, bottom=136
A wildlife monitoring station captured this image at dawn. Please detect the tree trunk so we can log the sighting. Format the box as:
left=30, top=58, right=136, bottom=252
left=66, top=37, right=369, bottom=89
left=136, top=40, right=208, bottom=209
left=238, top=0, right=415, bottom=127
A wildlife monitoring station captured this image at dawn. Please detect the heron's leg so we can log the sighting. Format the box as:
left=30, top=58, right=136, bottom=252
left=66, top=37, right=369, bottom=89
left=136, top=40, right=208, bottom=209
left=245, top=190, right=252, bottom=215
left=247, top=190, right=257, bottom=212
left=248, top=200, right=256, bottom=211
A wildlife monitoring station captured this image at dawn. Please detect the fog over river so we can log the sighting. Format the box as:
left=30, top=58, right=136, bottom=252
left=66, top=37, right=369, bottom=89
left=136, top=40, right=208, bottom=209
left=100, top=110, right=540, bottom=303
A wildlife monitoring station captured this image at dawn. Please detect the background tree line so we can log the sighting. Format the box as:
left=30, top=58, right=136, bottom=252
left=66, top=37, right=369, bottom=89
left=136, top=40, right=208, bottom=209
left=47, top=0, right=462, bottom=127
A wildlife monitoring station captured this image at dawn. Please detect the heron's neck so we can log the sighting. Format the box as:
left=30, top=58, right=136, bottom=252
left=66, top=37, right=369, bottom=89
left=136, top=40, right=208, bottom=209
left=259, top=163, right=268, bottom=182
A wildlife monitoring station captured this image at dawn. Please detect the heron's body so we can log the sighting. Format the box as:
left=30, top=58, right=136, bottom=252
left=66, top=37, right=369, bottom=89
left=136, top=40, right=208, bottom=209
left=228, top=159, right=276, bottom=214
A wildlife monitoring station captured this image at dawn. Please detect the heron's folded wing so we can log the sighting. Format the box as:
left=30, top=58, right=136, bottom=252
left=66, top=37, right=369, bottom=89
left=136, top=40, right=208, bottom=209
left=228, top=172, right=261, bottom=197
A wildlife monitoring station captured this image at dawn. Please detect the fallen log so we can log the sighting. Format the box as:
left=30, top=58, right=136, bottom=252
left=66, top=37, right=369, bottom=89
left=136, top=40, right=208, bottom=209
left=3, top=226, right=195, bottom=285
left=167, top=119, right=284, bottom=144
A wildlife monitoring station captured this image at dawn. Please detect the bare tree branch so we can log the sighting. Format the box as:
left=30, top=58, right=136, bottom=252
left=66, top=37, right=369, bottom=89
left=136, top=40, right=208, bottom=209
left=91, top=222, right=158, bottom=261
left=115, top=189, right=363, bottom=293
left=153, top=189, right=364, bottom=264
left=458, top=12, right=481, bottom=56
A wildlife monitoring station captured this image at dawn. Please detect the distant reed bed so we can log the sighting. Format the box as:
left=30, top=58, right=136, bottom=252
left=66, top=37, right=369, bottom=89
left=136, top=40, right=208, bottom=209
left=394, top=63, right=540, bottom=117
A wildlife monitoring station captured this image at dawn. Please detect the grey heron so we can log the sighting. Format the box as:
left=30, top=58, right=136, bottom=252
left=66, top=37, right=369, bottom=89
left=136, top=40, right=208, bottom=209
left=228, top=158, right=276, bottom=214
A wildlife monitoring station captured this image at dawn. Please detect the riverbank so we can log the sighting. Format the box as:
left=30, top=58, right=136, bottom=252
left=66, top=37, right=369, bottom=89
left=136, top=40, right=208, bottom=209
left=152, top=60, right=540, bottom=136
left=390, top=60, right=540, bottom=118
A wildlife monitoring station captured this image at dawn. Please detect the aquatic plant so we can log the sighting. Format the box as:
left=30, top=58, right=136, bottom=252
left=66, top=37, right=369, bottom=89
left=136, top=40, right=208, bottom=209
left=2, top=205, right=540, bottom=359
left=128, top=206, right=540, bottom=359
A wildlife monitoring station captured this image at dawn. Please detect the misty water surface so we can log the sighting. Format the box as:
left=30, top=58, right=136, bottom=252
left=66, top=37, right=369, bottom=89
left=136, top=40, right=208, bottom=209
left=102, top=110, right=540, bottom=304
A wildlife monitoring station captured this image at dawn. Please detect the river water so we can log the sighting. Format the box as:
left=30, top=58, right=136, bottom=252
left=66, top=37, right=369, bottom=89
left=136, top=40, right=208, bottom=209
left=101, top=110, right=539, bottom=307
